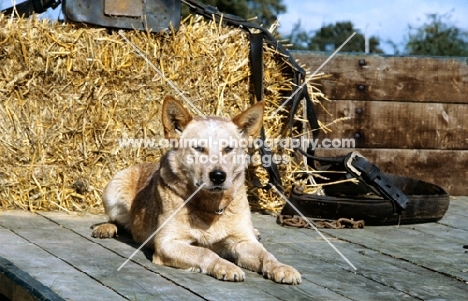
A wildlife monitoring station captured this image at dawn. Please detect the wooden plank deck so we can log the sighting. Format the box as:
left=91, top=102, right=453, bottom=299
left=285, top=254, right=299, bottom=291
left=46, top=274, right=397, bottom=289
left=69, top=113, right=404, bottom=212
left=1, top=197, right=468, bottom=300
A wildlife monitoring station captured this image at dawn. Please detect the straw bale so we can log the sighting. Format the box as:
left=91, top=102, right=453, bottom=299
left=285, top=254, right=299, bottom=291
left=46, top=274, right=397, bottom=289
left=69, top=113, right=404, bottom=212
left=0, top=14, right=336, bottom=213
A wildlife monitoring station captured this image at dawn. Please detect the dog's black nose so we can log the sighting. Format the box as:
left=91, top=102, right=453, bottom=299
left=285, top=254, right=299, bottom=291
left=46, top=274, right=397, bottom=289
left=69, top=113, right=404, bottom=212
left=209, top=170, right=226, bottom=185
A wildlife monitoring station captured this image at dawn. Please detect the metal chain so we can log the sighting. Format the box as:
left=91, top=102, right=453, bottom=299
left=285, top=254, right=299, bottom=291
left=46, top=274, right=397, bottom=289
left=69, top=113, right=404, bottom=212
left=278, top=215, right=365, bottom=229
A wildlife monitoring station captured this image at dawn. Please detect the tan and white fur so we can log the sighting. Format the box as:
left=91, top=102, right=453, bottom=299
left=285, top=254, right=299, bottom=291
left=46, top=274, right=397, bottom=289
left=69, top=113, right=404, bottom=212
left=92, top=96, right=301, bottom=284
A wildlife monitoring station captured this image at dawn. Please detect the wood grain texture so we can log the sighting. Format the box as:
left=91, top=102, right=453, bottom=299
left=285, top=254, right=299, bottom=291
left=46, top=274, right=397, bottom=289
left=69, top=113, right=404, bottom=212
left=315, top=100, right=468, bottom=149
left=2, top=207, right=468, bottom=300
left=292, top=52, right=468, bottom=194
left=314, top=148, right=468, bottom=195
left=295, top=52, right=468, bottom=102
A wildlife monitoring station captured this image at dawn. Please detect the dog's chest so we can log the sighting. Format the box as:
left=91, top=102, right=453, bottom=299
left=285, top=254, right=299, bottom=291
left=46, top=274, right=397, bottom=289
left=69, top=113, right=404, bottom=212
left=189, top=219, right=229, bottom=247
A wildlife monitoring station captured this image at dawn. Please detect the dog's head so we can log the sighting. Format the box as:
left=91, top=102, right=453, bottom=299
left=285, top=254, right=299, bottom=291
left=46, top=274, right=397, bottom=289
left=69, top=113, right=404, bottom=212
left=162, top=96, right=263, bottom=192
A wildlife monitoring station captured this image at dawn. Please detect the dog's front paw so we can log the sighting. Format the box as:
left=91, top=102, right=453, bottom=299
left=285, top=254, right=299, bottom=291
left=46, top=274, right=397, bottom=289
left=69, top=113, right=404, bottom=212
left=91, top=223, right=118, bottom=239
left=208, top=258, right=245, bottom=282
left=263, top=261, right=302, bottom=285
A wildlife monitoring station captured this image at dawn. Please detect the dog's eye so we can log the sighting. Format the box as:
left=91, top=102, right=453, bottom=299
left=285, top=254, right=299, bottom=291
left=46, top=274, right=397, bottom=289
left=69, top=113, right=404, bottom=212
left=224, top=146, right=234, bottom=154
left=193, top=146, right=205, bottom=153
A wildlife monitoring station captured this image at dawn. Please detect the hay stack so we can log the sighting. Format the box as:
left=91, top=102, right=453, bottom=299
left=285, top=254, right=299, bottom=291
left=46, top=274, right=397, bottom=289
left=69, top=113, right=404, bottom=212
left=0, top=14, right=329, bottom=213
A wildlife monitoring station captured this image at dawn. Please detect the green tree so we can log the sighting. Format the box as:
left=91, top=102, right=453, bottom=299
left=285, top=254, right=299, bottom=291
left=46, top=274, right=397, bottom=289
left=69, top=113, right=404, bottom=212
left=285, top=20, right=311, bottom=50
left=183, top=0, right=286, bottom=27
left=286, top=21, right=383, bottom=53
left=405, top=13, right=468, bottom=56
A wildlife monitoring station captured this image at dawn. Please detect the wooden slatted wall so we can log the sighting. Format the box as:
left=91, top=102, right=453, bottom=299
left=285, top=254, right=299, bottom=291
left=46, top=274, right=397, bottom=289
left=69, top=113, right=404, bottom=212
left=293, top=52, right=468, bottom=195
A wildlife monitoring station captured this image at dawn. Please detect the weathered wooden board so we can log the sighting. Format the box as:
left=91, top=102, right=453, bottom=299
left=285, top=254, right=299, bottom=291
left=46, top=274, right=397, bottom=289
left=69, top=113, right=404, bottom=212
left=0, top=212, right=201, bottom=301
left=38, top=212, right=358, bottom=301
left=294, top=52, right=468, bottom=102
left=0, top=211, right=346, bottom=300
left=0, top=228, right=127, bottom=300
left=314, top=148, right=468, bottom=195
left=320, top=211, right=468, bottom=286
left=314, top=100, right=468, bottom=149
left=278, top=240, right=468, bottom=300
left=292, top=51, right=468, bottom=194
left=1, top=201, right=468, bottom=300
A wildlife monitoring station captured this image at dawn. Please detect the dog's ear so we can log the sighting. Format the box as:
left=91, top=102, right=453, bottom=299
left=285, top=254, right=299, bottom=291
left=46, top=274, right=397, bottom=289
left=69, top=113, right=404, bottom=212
left=162, top=96, right=193, bottom=139
left=232, top=102, right=264, bottom=138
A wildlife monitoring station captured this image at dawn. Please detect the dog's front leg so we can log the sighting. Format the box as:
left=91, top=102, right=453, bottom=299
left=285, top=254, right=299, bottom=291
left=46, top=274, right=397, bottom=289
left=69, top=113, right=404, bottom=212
left=232, top=241, right=302, bottom=284
left=153, top=241, right=245, bottom=282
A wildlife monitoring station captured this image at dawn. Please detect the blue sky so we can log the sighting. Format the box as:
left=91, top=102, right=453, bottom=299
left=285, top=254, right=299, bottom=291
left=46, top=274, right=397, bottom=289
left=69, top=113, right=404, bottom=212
left=278, top=0, right=468, bottom=53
